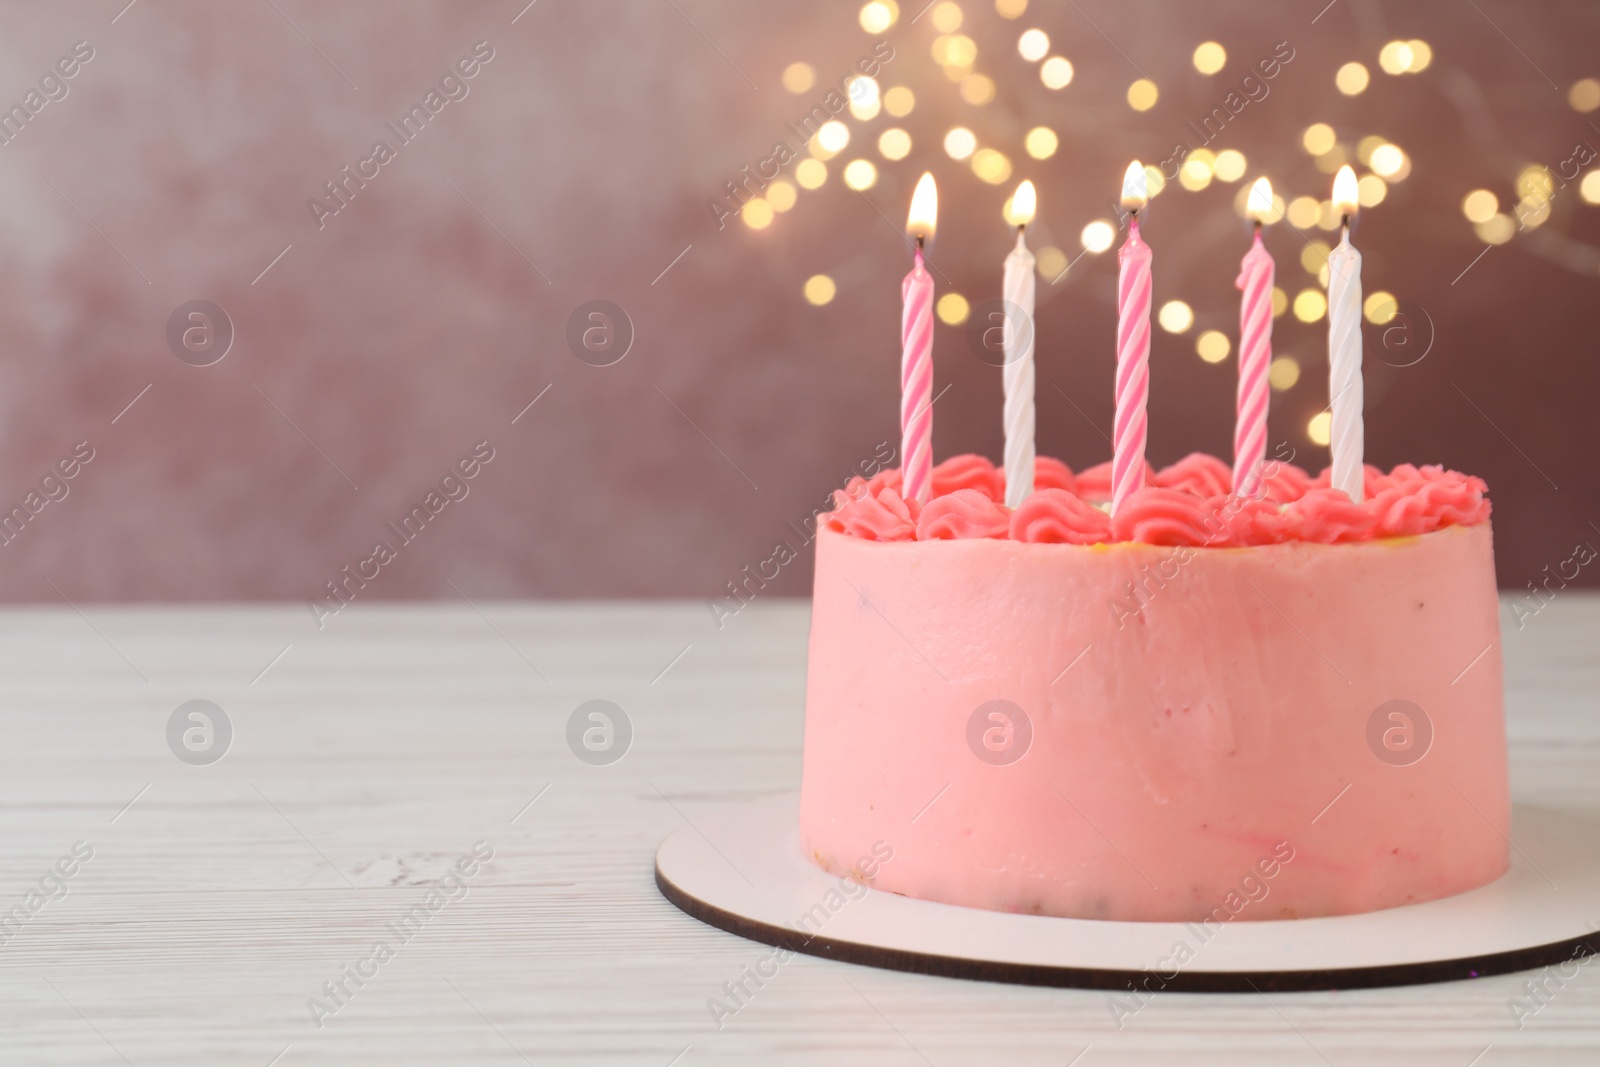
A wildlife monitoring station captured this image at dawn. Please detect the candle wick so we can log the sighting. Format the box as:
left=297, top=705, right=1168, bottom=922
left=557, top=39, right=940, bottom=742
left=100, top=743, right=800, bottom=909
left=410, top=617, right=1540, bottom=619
left=1341, top=214, right=1350, bottom=230
left=916, top=234, right=925, bottom=252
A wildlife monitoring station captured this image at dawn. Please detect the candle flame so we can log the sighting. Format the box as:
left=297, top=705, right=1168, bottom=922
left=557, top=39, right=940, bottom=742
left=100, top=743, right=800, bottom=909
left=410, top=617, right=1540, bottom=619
left=1247, top=177, right=1275, bottom=224
left=1120, top=161, right=1148, bottom=212
left=1007, top=180, right=1037, bottom=227
left=1332, top=165, right=1359, bottom=219
left=907, top=172, right=938, bottom=241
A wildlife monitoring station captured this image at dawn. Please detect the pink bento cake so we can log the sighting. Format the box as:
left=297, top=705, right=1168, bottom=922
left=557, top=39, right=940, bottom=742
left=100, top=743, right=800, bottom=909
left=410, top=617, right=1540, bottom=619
left=798, top=451, right=1508, bottom=922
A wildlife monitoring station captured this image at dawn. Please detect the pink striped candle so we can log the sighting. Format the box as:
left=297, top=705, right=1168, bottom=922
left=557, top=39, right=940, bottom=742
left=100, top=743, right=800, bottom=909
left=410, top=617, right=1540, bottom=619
left=1112, top=162, right=1151, bottom=517
left=1233, top=177, right=1276, bottom=499
left=901, top=173, right=938, bottom=506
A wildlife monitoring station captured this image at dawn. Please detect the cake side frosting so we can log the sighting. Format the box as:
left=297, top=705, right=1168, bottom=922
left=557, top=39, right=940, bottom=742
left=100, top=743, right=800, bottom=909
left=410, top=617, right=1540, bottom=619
left=798, top=521, right=1509, bottom=922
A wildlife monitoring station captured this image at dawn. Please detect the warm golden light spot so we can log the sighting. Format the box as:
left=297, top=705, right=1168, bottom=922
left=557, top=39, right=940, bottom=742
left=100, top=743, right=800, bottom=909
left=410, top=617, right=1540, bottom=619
left=1271, top=287, right=1289, bottom=317
left=1269, top=355, right=1300, bottom=390
left=1035, top=245, right=1067, bottom=280
left=1580, top=171, right=1600, bottom=204
left=1379, top=40, right=1414, bottom=75
left=859, top=1, right=898, bottom=34
left=795, top=158, right=827, bottom=189
left=1158, top=300, right=1194, bottom=333
left=1356, top=135, right=1386, bottom=165
left=1461, top=189, right=1498, bottom=223
left=1301, top=123, right=1336, bottom=156
left=1024, top=126, right=1058, bottom=159
left=1517, top=164, right=1555, bottom=200
left=1300, top=241, right=1331, bottom=274
left=1018, top=28, right=1049, bottom=61
left=843, top=159, right=878, bottom=190
left=941, top=34, right=977, bottom=67
left=1570, top=78, right=1600, bottom=113
left=1518, top=195, right=1551, bottom=230
left=782, top=63, right=815, bottom=94
left=1363, top=291, right=1397, bottom=325
left=1179, top=157, right=1213, bottom=191
left=1293, top=289, right=1328, bottom=322
left=742, top=199, right=774, bottom=230
left=972, top=147, right=1012, bottom=184
left=804, top=274, right=836, bottom=305
left=1336, top=62, right=1369, bottom=95
left=1287, top=196, right=1321, bottom=228
left=1357, top=174, right=1387, bottom=207
left=808, top=139, right=837, bottom=162
left=996, top=0, right=1027, bottom=16
left=848, top=76, right=881, bottom=120
left=1314, top=145, right=1349, bottom=174
left=884, top=85, right=915, bottom=116
left=1317, top=199, right=1342, bottom=230
left=1040, top=56, right=1074, bottom=89
left=767, top=179, right=797, bottom=212
left=944, top=126, right=977, bottom=159
left=817, top=120, right=851, bottom=153
left=1127, top=78, right=1159, bottom=110
left=878, top=128, right=912, bottom=161
left=1476, top=213, right=1515, bottom=245
left=930, top=1, right=963, bottom=32
left=960, top=73, right=996, bottom=105
left=1370, top=143, right=1405, bottom=178
left=1213, top=149, right=1247, bottom=182
left=1407, top=40, right=1432, bottom=72
left=1196, top=330, right=1231, bottom=362
left=1307, top=412, right=1332, bottom=447
left=1193, top=42, right=1226, bottom=75
left=936, top=292, right=970, bottom=325
left=1081, top=220, right=1115, bottom=253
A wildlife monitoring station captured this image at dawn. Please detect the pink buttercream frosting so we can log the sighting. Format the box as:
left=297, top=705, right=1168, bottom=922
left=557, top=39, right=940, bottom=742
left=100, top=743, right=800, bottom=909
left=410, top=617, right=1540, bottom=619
left=1156, top=452, right=1234, bottom=499
left=824, top=478, right=919, bottom=541
left=1032, top=456, right=1078, bottom=494
left=1312, top=463, right=1392, bottom=499
left=1286, top=487, right=1376, bottom=544
left=916, top=489, right=1011, bottom=540
left=932, top=454, right=1005, bottom=500
left=1076, top=458, right=1154, bottom=502
left=1010, top=489, right=1112, bottom=544
left=1259, top=460, right=1313, bottom=503
left=821, top=453, right=1491, bottom=547
left=1109, top=487, right=1219, bottom=546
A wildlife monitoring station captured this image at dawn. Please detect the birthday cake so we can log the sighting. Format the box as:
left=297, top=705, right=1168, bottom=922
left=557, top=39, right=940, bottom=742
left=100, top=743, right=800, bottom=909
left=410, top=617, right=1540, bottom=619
left=797, top=452, right=1509, bottom=922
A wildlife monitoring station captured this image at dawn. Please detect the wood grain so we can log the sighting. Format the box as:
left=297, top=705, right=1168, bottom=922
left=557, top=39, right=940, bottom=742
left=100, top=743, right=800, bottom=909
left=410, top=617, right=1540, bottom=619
left=0, top=596, right=1596, bottom=1065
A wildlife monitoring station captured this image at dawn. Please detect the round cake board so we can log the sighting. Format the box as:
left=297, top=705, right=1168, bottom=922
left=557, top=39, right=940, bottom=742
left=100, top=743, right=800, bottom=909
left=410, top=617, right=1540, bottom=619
left=655, top=792, right=1600, bottom=992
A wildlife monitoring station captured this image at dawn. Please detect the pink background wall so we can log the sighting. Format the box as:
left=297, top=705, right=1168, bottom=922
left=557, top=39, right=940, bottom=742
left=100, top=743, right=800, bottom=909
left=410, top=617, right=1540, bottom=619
left=0, top=0, right=1595, bottom=607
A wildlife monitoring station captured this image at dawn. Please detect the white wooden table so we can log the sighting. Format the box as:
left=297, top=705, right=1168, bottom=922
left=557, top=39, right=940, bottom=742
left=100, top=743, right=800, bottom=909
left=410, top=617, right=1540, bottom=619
left=2, top=596, right=1597, bottom=1066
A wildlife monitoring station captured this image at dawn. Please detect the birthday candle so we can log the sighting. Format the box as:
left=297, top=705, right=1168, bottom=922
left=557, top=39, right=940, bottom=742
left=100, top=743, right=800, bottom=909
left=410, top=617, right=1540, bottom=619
left=901, top=173, right=938, bottom=506
left=1112, top=162, right=1152, bottom=517
left=1327, top=165, right=1365, bottom=501
left=1002, top=180, right=1037, bottom=508
left=1233, top=177, right=1276, bottom=499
